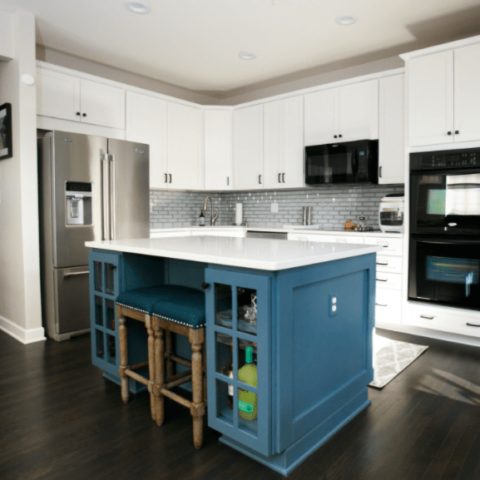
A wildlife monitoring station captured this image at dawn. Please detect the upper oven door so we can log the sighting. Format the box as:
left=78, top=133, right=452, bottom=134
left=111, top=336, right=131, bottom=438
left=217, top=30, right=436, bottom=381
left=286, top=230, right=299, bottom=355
left=409, top=237, right=480, bottom=311
left=410, top=170, right=480, bottom=235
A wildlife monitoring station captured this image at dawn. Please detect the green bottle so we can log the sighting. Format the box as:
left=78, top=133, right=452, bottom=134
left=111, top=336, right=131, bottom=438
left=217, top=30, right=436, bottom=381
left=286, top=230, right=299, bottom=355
left=238, top=346, right=258, bottom=421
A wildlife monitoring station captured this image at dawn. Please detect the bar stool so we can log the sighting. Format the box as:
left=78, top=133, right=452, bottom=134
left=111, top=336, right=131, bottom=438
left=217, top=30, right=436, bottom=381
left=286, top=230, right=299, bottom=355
left=150, top=286, right=207, bottom=449
left=116, top=286, right=170, bottom=420
left=116, top=284, right=207, bottom=449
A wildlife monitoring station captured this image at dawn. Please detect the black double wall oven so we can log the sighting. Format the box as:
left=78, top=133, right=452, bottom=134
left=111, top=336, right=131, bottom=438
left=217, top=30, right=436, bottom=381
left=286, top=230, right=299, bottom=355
left=409, top=147, right=480, bottom=311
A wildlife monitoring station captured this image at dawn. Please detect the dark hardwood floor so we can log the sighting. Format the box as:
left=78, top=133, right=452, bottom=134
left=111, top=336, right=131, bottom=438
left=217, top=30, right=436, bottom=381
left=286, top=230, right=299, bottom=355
left=1, top=329, right=480, bottom=480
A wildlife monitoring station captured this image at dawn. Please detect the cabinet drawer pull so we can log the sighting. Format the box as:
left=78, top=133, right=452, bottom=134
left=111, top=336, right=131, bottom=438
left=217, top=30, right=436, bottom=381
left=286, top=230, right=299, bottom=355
left=377, top=261, right=389, bottom=266
left=420, top=315, right=434, bottom=320
left=164, top=173, right=168, bottom=183
left=169, top=174, right=172, bottom=183
left=376, top=278, right=388, bottom=282
left=227, top=176, right=229, bottom=186
left=259, top=174, right=262, bottom=184
left=376, top=303, right=387, bottom=307
left=278, top=173, right=281, bottom=183
left=466, top=322, right=480, bottom=327
left=282, top=173, right=285, bottom=183
left=379, top=243, right=389, bottom=248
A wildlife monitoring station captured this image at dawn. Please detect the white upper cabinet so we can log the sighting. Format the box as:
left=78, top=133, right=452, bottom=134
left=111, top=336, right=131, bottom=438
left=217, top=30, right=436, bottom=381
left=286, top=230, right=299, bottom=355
left=304, top=80, right=378, bottom=146
left=408, top=51, right=454, bottom=146
left=126, top=91, right=167, bottom=189
left=379, top=74, right=405, bottom=184
left=233, top=105, right=264, bottom=190
left=80, top=79, right=125, bottom=130
left=36, top=67, right=125, bottom=130
left=166, top=102, right=203, bottom=190
left=304, top=88, right=337, bottom=146
left=204, top=109, right=232, bottom=191
left=264, top=96, right=304, bottom=189
left=37, top=68, right=81, bottom=122
left=337, top=80, right=378, bottom=141
left=454, top=43, right=480, bottom=143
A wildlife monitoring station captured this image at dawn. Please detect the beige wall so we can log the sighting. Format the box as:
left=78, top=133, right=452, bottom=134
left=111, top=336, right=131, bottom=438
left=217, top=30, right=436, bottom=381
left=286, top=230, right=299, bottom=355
left=220, top=56, right=404, bottom=105
left=0, top=10, right=13, bottom=60
left=0, top=10, right=44, bottom=342
left=36, top=45, right=222, bottom=106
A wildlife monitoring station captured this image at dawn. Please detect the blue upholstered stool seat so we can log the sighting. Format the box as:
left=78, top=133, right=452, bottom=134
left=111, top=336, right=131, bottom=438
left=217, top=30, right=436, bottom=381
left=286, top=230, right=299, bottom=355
left=116, top=285, right=206, bottom=329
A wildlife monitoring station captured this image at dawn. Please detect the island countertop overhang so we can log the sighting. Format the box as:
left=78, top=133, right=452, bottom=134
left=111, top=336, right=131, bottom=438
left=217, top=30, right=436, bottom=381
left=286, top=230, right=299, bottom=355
left=85, top=236, right=382, bottom=271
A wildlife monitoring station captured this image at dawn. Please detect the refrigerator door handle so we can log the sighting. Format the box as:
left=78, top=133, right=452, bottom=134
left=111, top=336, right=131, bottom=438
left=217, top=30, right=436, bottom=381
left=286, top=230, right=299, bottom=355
left=101, top=154, right=110, bottom=241
left=109, top=155, right=116, bottom=241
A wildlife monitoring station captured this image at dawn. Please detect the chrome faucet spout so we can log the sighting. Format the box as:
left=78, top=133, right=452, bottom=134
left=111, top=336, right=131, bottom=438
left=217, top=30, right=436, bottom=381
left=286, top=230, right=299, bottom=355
left=203, top=196, right=218, bottom=226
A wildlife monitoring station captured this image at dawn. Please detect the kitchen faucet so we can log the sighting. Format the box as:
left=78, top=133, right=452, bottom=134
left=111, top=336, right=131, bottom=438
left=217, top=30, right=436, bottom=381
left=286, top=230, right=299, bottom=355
left=203, top=196, right=219, bottom=226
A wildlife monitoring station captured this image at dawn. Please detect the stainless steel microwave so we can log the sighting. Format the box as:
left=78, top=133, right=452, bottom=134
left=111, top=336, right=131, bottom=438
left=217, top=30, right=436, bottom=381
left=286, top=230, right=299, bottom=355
left=305, top=139, right=379, bottom=185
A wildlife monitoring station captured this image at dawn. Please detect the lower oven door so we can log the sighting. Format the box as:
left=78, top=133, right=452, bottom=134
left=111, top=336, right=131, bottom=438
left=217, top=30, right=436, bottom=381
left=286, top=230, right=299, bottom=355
left=409, top=237, right=480, bottom=310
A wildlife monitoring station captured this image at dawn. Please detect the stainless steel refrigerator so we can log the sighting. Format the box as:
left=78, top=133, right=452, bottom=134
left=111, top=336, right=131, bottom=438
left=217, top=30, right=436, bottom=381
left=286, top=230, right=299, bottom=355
left=38, top=131, right=149, bottom=341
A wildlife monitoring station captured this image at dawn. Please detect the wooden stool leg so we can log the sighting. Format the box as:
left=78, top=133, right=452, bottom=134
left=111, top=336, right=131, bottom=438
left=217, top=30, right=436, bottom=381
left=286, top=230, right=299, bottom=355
left=191, top=342, right=204, bottom=449
left=118, top=316, right=129, bottom=403
left=166, top=330, right=174, bottom=379
left=146, top=315, right=156, bottom=421
left=154, top=322, right=165, bottom=427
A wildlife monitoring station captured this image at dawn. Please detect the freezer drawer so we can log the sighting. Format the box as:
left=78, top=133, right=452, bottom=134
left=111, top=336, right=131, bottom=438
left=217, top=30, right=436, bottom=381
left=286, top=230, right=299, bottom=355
left=54, top=266, right=91, bottom=335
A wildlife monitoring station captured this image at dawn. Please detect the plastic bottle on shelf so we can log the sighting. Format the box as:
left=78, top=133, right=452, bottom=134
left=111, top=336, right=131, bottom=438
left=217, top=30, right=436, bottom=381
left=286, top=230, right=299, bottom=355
left=238, top=345, right=258, bottom=421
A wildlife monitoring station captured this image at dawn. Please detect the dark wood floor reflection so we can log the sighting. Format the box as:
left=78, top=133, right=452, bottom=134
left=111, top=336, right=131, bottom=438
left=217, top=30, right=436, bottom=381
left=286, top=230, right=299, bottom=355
left=1, top=328, right=480, bottom=480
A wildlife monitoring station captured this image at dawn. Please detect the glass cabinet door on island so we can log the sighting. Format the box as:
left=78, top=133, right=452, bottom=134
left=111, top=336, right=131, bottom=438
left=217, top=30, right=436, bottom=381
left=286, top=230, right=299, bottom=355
left=205, top=268, right=271, bottom=456
left=89, top=251, right=121, bottom=378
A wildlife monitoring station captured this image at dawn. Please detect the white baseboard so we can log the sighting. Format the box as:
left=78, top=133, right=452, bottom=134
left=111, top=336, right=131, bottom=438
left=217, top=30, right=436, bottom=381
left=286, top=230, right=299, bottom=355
left=0, top=315, right=46, bottom=344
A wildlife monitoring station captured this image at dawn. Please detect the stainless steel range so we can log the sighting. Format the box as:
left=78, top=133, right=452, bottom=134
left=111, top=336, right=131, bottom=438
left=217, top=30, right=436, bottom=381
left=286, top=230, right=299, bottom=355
left=38, top=131, right=150, bottom=341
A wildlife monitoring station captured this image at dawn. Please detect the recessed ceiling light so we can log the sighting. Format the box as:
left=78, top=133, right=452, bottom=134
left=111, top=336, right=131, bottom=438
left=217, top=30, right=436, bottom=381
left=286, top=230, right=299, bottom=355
left=126, top=1, right=151, bottom=14
left=335, top=15, right=357, bottom=26
left=238, top=52, right=256, bottom=60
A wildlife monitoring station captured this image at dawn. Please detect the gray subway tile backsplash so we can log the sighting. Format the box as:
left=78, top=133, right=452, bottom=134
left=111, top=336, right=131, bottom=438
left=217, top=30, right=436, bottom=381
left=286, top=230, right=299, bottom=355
left=150, top=184, right=403, bottom=230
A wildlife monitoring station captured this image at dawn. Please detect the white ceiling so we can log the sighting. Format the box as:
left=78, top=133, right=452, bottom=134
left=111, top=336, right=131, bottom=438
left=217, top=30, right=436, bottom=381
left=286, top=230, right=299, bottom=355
left=1, top=0, right=480, bottom=95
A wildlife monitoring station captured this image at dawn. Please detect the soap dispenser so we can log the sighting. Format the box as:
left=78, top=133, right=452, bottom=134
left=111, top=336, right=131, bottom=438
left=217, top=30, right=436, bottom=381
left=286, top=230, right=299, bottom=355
left=199, top=209, right=205, bottom=227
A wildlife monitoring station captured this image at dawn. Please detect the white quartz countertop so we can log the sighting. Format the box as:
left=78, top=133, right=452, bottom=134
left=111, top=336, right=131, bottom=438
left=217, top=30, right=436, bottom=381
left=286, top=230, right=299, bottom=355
left=149, top=226, right=403, bottom=239
left=86, top=236, right=382, bottom=271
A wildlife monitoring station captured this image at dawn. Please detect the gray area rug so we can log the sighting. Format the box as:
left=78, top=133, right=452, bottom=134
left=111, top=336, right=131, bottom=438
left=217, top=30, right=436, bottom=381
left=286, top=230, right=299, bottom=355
left=369, top=332, right=429, bottom=389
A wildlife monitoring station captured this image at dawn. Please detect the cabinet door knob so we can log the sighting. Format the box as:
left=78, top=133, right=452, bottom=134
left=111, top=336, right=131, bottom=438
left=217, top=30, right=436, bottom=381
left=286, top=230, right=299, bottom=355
left=339, top=134, right=342, bottom=138
left=334, top=135, right=338, bottom=138
left=82, top=113, right=87, bottom=117
left=201, top=282, right=210, bottom=289
left=447, top=131, right=452, bottom=135
left=76, top=112, right=80, bottom=116
left=455, top=130, right=460, bottom=134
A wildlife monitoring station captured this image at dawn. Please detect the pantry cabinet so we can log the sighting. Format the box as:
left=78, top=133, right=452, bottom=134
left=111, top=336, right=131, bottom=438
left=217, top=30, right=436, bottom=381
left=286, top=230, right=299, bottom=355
left=126, top=91, right=167, bottom=189
left=406, top=42, right=480, bottom=146
left=304, top=79, right=378, bottom=146
left=263, top=96, right=304, bottom=189
left=204, top=109, right=232, bottom=191
left=233, top=105, right=264, bottom=190
left=378, top=74, right=405, bottom=184
left=37, top=67, right=125, bottom=129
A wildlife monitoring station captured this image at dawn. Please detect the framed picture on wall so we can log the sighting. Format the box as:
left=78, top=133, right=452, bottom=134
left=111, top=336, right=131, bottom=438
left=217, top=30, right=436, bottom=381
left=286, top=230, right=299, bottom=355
left=0, top=103, right=13, bottom=160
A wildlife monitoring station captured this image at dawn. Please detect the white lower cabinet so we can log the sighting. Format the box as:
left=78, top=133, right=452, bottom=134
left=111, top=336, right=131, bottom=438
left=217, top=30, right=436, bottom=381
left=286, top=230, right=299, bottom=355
left=375, top=289, right=402, bottom=325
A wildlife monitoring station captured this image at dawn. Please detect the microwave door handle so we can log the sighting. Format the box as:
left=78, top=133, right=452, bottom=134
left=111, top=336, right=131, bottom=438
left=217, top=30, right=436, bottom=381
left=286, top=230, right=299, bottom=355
left=418, top=239, right=480, bottom=246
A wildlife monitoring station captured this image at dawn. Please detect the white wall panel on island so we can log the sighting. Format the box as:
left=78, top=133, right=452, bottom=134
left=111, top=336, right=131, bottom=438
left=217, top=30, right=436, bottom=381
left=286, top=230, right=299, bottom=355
left=233, top=104, right=264, bottom=190
left=126, top=91, right=167, bottom=189
left=204, top=109, right=232, bottom=191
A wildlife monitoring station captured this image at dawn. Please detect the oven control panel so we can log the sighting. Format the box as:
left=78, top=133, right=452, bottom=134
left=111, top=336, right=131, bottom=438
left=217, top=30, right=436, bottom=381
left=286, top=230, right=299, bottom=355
left=411, top=148, right=480, bottom=171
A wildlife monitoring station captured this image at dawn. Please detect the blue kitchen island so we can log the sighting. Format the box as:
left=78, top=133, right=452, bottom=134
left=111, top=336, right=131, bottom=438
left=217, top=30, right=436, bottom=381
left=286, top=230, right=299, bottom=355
left=86, top=235, right=381, bottom=475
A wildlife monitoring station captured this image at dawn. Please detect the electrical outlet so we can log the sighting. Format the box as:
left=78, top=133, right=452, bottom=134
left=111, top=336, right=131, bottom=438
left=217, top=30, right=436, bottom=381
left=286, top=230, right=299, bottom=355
left=329, top=295, right=337, bottom=317
left=271, top=202, right=279, bottom=213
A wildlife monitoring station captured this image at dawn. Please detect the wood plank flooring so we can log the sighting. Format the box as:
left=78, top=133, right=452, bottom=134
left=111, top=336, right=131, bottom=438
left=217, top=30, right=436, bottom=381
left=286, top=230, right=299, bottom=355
left=1, top=328, right=480, bottom=480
